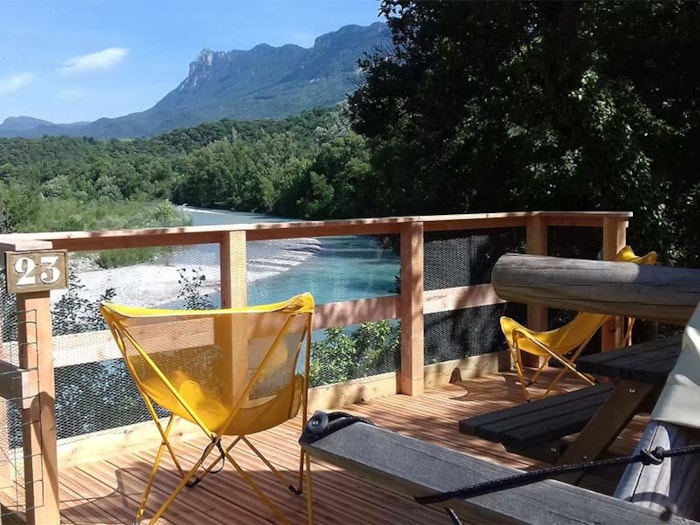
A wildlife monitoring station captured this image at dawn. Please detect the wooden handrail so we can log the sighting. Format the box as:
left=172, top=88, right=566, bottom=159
left=6, top=211, right=631, bottom=249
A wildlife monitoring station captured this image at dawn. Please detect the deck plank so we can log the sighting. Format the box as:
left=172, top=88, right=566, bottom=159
left=56, top=369, right=646, bottom=524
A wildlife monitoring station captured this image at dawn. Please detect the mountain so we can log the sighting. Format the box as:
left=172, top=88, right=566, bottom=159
left=0, top=23, right=389, bottom=139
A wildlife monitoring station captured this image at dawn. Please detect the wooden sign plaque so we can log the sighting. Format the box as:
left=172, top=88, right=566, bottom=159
left=4, top=250, right=69, bottom=294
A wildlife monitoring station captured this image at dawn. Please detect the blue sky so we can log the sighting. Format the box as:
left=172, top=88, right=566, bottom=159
left=0, top=0, right=382, bottom=124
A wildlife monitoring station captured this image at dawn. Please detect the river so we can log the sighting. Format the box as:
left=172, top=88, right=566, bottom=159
left=177, top=207, right=399, bottom=306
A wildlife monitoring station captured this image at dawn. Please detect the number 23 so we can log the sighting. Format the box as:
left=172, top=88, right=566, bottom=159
left=14, top=256, right=61, bottom=286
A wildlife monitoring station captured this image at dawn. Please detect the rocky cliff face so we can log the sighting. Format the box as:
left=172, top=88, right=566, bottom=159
left=0, top=22, right=390, bottom=139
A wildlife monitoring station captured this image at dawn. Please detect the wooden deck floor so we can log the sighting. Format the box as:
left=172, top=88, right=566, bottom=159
left=48, top=370, right=648, bottom=524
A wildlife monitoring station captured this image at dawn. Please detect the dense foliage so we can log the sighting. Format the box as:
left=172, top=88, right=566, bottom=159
left=0, top=107, right=374, bottom=236
left=349, top=1, right=700, bottom=267
left=309, top=321, right=400, bottom=387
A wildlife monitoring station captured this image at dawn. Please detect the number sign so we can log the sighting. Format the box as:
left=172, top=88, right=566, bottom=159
left=5, top=250, right=68, bottom=293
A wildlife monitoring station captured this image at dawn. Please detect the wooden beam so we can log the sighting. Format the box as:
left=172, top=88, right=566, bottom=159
left=554, top=380, right=658, bottom=485
left=492, top=254, right=700, bottom=325
left=0, top=237, right=53, bottom=254
left=525, top=215, right=548, bottom=368
left=16, top=291, right=60, bottom=525
left=56, top=416, right=202, bottom=469
left=399, top=222, right=424, bottom=396
left=602, top=217, right=629, bottom=349
left=424, top=352, right=507, bottom=388
left=220, top=230, right=247, bottom=308
left=314, top=296, right=398, bottom=329
left=45, top=287, right=504, bottom=370
left=217, top=231, right=248, bottom=408
left=308, top=372, right=399, bottom=412
left=0, top=361, right=36, bottom=407
left=423, top=284, right=505, bottom=314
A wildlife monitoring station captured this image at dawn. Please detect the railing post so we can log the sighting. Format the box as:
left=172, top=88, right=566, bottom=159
left=399, top=221, right=424, bottom=396
left=0, top=239, right=62, bottom=524
left=602, top=217, right=628, bottom=349
left=525, top=214, right=548, bottom=367
left=220, top=230, right=247, bottom=308
left=16, top=290, right=60, bottom=524
left=219, top=231, right=248, bottom=407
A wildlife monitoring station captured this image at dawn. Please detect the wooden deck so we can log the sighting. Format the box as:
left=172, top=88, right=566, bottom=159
left=44, top=370, right=648, bottom=524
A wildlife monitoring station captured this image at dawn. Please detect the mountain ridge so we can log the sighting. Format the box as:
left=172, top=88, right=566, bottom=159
left=0, top=22, right=388, bottom=139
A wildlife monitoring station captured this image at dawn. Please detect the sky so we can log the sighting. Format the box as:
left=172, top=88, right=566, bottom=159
left=0, top=0, right=383, bottom=124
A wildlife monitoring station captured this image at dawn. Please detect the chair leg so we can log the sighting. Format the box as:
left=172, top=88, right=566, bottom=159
left=223, top=449, right=290, bottom=524
left=192, top=434, right=309, bottom=524
left=195, top=435, right=243, bottom=484
left=544, top=352, right=595, bottom=397
left=528, top=358, right=549, bottom=386
left=510, top=346, right=532, bottom=401
left=135, top=415, right=184, bottom=524
left=305, top=452, right=314, bottom=525
left=147, top=439, right=220, bottom=524
left=241, top=436, right=296, bottom=490
left=296, top=447, right=305, bottom=495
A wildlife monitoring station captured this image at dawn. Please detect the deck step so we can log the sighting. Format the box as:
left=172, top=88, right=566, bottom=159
left=459, top=383, right=615, bottom=450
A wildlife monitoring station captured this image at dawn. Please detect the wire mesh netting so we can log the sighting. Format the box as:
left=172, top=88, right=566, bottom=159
left=49, top=244, right=218, bottom=441
left=0, top=279, right=42, bottom=519
left=423, top=228, right=527, bottom=364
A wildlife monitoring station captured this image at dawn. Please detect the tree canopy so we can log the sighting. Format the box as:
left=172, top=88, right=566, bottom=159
left=349, top=1, right=700, bottom=266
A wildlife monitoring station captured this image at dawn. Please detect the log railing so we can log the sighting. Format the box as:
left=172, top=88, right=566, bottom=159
left=493, top=253, right=700, bottom=325
left=0, top=210, right=631, bottom=524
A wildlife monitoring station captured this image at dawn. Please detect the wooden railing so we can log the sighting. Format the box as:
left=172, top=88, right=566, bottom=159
left=0, top=210, right=631, bottom=524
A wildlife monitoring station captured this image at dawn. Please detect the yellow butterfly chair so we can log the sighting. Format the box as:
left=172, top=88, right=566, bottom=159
left=100, top=293, right=314, bottom=524
left=500, top=246, right=657, bottom=401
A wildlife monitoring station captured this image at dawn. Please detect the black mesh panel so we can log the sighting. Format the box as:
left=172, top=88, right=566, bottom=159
left=423, top=228, right=525, bottom=362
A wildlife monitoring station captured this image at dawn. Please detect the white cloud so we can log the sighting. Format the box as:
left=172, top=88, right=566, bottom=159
left=58, top=88, right=86, bottom=101
left=60, top=47, right=129, bottom=75
left=0, top=72, right=35, bottom=97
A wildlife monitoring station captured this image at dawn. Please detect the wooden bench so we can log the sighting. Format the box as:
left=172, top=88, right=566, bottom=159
left=459, top=336, right=683, bottom=461
left=459, top=382, right=615, bottom=457
left=300, top=416, right=694, bottom=524
left=576, top=335, right=682, bottom=383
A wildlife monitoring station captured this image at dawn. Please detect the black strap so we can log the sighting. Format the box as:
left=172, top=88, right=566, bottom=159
left=187, top=439, right=227, bottom=487
left=414, top=444, right=700, bottom=505
left=300, top=410, right=375, bottom=445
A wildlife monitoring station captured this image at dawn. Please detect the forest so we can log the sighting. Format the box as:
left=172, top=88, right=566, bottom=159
left=1, top=1, right=699, bottom=268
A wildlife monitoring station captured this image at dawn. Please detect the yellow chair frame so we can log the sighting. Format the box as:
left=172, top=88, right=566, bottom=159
left=101, top=293, right=315, bottom=524
left=501, top=247, right=656, bottom=401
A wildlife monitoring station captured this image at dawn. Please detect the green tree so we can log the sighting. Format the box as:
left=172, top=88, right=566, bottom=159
left=175, top=139, right=257, bottom=209
left=51, top=273, right=116, bottom=336
left=177, top=268, right=215, bottom=310
left=350, top=1, right=700, bottom=266
left=309, top=321, right=400, bottom=387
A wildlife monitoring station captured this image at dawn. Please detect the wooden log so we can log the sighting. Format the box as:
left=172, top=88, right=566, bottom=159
left=492, top=254, right=700, bottom=326
left=614, top=421, right=700, bottom=522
